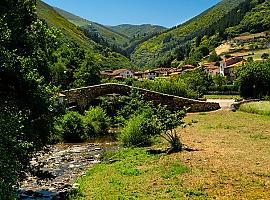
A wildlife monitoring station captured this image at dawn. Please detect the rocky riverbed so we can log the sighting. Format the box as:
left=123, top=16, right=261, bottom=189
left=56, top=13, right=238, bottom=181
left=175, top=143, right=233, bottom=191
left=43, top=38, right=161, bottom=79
left=18, top=143, right=118, bottom=200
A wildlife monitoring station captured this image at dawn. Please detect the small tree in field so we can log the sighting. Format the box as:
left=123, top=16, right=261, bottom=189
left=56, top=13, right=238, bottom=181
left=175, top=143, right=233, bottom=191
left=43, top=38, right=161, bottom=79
left=156, top=106, right=187, bottom=153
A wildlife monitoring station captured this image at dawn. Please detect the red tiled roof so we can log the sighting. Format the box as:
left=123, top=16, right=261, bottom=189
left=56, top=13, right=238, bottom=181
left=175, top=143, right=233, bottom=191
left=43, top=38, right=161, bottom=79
left=203, top=62, right=217, bottom=68
left=221, top=57, right=242, bottom=66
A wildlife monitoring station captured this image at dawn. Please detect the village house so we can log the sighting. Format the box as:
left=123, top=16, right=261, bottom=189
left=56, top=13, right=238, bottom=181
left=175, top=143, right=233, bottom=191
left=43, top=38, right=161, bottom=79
left=134, top=71, right=144, bottom=79
left=144, top=68, right=178, bottom=79
left=111, top=69, right=134, bottom=78
left=220, top=57, right=242, bottom=76
left=144, top=69, right=158, bottom=80
left=100, top=70, right=114, bottom=78
left=100, top=69, right=134, bottom=79
left=202, top=62, right=220, bottom=76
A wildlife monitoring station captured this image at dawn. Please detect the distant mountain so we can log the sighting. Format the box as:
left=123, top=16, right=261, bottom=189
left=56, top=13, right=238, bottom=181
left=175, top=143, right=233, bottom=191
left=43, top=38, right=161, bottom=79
left=109, top=24, right=167, bottom=39
left=52, top=7, right=167, bottom=52
left=53, top=7, right=130, bottom=48
left=37, top=0, right=96, bottom=48
left=37, top=1, right=132, bottom=69
left=38, top=0, right=269, bottom=69
left=131, top=0, right=259, bottom=67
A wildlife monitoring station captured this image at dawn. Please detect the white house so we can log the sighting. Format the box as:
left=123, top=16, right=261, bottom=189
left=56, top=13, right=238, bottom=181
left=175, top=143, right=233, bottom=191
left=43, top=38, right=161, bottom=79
left=110, top=69, right=134, bottom=78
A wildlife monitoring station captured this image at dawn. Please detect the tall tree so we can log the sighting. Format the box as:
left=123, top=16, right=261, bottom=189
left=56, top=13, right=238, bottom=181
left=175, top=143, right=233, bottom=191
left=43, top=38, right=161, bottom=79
left=0, top=0, right=58, bottom=197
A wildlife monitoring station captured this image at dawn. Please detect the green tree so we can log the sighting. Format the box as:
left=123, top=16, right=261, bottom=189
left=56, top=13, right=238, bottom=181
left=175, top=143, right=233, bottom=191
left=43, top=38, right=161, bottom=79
left=236, top=62, right=270, bottom=98
left=51, top=45, right=86, bottom=89
left=179, top=68, right=213, bottom=97
left=73, top=51, right=101, bottom=87
left=208, top=51, right=221, bottom=62
left=0, top=0, right=59, bottom=196
left=212, top=75, right=228, bottom=87
left=247, top=57, right=254, bottom=62
left=156, top=106, right=187, bottom=153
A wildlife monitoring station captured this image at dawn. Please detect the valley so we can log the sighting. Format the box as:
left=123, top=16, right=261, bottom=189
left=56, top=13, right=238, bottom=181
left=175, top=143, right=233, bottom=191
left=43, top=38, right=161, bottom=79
left=1, top=0, right=270, bottom=199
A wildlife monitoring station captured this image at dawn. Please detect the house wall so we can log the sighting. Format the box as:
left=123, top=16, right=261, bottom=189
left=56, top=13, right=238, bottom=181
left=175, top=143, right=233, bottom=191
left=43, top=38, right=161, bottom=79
left=119, top=70, right=133, bottom=78
left=147, top=72, right=157, bottom=80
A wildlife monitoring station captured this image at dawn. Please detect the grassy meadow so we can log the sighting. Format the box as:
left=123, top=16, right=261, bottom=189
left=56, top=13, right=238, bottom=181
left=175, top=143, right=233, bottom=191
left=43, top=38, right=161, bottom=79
left=204, top=94, right=240, bottom=99
left=71, top=110, right=270, bottom=199
left=239, top=101, right=270, bottom=116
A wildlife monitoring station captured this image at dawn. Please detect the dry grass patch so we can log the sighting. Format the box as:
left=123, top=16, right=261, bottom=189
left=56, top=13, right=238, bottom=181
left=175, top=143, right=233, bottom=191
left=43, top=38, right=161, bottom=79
left=179, top=110, right=270, bottom=199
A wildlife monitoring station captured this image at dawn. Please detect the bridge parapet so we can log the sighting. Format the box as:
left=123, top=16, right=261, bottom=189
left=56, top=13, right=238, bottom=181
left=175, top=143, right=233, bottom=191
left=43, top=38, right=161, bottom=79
left=62, top=83, right=220, bottom=112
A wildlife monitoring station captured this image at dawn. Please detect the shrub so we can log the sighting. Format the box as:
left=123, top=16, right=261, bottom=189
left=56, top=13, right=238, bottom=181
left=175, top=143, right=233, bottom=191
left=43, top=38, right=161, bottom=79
left=100, top=91, right=188, bottom=151
left=59, top=111, right=85, bottom=142
left=156, top=106, right=187, bottom=153
left=115, top=97, right=155, bottom=126
left=83, top=107, right=111, bottom=137
left=100, top=95, right=131, bottom=119
left=208, top=84, right=238, bottom=94
left=133, top=78, right=199, bottom=99
left=119, top=112, right=160, bottom=147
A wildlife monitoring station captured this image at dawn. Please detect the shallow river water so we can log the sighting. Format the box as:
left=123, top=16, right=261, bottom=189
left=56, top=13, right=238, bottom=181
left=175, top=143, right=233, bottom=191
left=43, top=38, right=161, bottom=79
left=18, top=143, right=118, bottom=200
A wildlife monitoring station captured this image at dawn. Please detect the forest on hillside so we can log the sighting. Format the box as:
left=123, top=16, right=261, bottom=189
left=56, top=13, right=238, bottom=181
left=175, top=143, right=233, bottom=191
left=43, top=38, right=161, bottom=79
left=131, top=0, right=269, bottom=68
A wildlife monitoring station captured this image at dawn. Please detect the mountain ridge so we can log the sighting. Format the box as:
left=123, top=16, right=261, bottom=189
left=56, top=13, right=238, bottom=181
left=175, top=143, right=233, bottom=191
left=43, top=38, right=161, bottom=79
left=53, top=6, right=130, bottom=47
left=109, top=24, right=167, bottom=39
left=52, top=6, right=167, bottom=50
left=131, top=0, right=255, bottom=67
left=36, top=0, right=132, bottom=70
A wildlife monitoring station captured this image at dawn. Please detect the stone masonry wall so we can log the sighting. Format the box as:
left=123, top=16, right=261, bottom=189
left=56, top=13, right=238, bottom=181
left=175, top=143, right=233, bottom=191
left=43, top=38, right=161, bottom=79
left=62, top=83, right=220, bottom=112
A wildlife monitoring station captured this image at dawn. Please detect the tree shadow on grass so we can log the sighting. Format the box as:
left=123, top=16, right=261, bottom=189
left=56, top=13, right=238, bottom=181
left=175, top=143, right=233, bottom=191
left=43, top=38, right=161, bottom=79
left=147, top=145, right=199, bottom=155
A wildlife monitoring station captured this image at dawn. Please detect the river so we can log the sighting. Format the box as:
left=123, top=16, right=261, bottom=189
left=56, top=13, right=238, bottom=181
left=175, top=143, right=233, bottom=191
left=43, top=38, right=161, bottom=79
left=18, top=142, right=118, bottom=200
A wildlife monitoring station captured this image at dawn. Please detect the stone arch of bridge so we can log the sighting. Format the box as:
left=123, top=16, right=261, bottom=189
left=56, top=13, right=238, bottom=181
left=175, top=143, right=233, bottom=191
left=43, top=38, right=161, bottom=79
left=61, top=83, right=220, bottom=112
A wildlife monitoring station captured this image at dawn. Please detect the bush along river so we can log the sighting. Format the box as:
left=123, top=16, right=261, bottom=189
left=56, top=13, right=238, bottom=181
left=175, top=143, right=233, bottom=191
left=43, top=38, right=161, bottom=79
left=18, top=142, right=118, bottom=200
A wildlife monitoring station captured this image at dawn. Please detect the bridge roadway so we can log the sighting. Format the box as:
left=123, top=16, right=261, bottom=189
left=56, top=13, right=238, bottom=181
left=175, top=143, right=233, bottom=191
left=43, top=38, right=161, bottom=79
left=62, top=83, right=220, bottom=112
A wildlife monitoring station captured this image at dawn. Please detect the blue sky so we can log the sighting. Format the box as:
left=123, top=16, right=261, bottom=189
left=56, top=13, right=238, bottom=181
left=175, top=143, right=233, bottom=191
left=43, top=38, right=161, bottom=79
left=43, top=0, right=221, bottom=28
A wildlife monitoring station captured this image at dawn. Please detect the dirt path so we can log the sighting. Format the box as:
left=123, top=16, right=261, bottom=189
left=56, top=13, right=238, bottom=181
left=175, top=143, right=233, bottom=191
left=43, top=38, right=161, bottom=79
left=207, top=99, right=236, bottom=110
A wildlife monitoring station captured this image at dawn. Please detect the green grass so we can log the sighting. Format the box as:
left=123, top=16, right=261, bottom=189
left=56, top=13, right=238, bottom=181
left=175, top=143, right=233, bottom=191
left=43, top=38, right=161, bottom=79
left=71, top=148, right=191, bottom=200
left=239, top=101, right=270, bottom=116
left=204, top=94, right=240, bottom=99
left=37, top=0, right=94, bottom=48
left=243, top=48, right=270, bottom=61
left=71, top=111, right=270, bottom=199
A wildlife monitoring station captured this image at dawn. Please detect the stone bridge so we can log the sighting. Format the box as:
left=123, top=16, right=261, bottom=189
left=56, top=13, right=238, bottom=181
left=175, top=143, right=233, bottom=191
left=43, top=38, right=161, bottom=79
left=62, top=83, right=220, bottom=112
